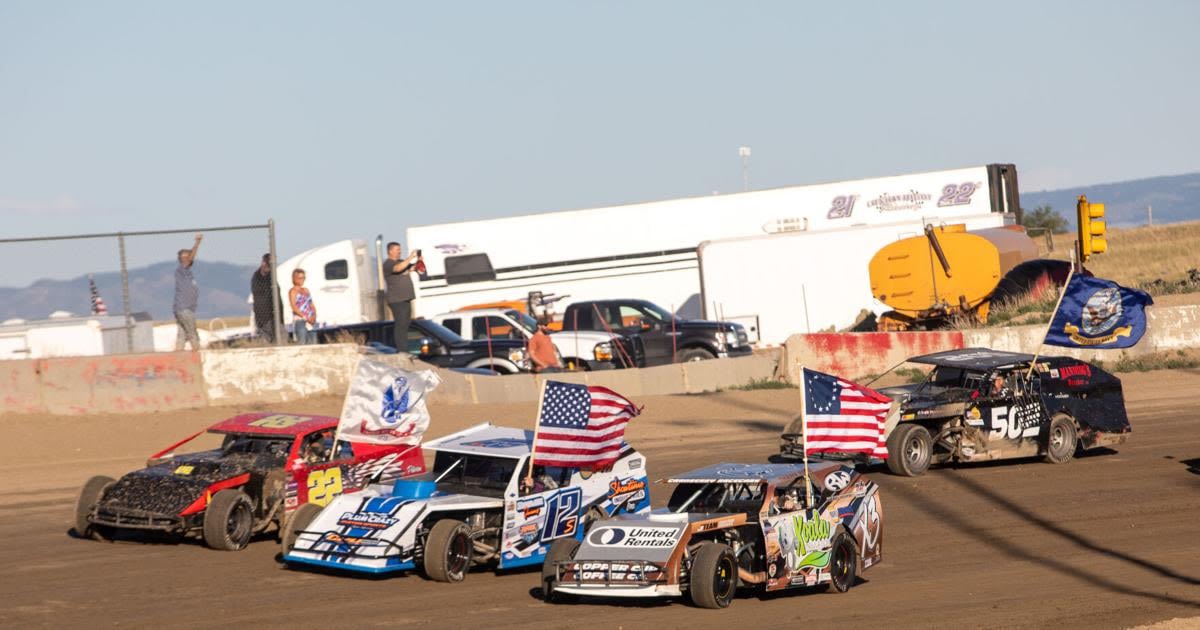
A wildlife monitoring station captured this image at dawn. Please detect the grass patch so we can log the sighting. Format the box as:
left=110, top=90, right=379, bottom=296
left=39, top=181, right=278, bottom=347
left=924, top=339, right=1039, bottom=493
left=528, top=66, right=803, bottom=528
left=1042, top=220, right=1200, bottom=288
left=731, top=377, right=797, bottom=391
left=1093, top=348, right=1200, bottom=373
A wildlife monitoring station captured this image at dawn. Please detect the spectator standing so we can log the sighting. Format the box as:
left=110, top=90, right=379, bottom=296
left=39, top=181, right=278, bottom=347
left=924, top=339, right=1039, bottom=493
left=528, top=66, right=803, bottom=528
left=173, top=233, right=203, bottom=351
left=250, top=253, right=281, bottom=342
left=528, top=323, right=562, bottom=373
left=383, top=241, right=420, bottom=351
left=288, top=269, right=317, bottom=344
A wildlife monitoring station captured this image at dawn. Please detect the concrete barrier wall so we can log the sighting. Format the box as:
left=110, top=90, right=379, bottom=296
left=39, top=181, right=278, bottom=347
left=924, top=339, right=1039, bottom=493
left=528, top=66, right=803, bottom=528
left=200, top=344, right=361, bottom=405
left=782, top=331, right=965, bottom=382
left=37, top=353, right=206, bottom=414
left=1, top=359, right=43, bottom=415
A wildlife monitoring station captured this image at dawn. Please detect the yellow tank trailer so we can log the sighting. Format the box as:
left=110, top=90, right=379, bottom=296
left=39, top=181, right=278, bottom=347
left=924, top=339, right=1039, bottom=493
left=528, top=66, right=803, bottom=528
left=869, top=224, right=1038, bottom=330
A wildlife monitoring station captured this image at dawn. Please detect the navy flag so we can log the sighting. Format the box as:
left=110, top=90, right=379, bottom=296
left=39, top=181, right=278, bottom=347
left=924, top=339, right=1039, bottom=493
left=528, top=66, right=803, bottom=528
left=1044, top=275, right=1153, bottom=349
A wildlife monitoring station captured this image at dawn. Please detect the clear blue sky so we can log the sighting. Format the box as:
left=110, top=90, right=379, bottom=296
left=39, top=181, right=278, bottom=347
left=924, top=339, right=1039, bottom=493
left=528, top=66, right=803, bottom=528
left=1, top=0, right=1197, bottom=286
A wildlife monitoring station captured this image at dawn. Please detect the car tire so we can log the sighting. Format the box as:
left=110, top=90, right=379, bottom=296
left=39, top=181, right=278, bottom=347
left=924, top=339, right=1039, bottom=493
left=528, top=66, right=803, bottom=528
left=828, top=533, right=857, bottom=593
left=75, top=475, right=114, bottom=540
left=203, top=489, right=255, bottom=551
left=282, top=502, right=323, bottom=552
left=678, top=347, right=715, bottom=362
left=689, top=541, right=738, bottom=609
left=423, top=519, right=473, bottom=583
left=542, top=537, right=581, bottom=603
left=886, top=423, right=933, bottom=476
left=1043, top=414, right=1078, bottom=464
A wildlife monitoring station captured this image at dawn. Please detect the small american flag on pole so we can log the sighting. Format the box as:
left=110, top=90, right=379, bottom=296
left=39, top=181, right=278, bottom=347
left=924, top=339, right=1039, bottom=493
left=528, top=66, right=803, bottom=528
left=803, top=368, right=892, bottom=459
left=88, top=275, right=108, bottom=315
left=532, top=382, right=640, bottom=469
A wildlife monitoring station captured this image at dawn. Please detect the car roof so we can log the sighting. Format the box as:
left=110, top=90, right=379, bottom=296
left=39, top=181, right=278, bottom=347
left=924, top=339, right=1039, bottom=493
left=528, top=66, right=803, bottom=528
left=425, top=424, right=532, bottom=459
left=669, top=462, right=840, bottom=485
left=907, top=347, right=1038, bottom=370
left=207, top=412, right=336, bottom=437
left=435, top=308, right=519, bottom=318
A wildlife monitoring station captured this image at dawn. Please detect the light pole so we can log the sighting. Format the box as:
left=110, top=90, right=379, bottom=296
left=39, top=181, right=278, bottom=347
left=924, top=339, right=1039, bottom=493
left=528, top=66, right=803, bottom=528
left=738, top=146, right=751, bottom=192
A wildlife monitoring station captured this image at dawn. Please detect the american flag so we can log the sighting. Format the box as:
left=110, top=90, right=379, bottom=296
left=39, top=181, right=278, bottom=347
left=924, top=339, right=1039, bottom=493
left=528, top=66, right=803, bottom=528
left=803, top=368, right=892, bottom=459
left=532, top=382, right=640, bottom=469
left=88, top=275, right=108, bottom=315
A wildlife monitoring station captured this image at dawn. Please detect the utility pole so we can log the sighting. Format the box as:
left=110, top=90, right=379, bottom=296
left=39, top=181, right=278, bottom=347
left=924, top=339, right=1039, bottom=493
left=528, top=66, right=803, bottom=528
left=1148, top=205, right=1153, bottom=226
left=738, top=146, right=751, bottom=192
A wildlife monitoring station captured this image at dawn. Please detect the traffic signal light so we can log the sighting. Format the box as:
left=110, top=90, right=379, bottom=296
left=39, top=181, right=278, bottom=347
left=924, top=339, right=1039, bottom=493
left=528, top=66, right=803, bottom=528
left=1076, top=195, right=1107, bottom=262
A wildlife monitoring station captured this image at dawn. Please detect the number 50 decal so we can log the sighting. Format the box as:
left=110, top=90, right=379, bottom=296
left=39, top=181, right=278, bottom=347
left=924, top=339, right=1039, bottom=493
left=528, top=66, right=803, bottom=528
left=540, top=487, right=582, bottom=541
left=307, top=468, right=344, bottom=506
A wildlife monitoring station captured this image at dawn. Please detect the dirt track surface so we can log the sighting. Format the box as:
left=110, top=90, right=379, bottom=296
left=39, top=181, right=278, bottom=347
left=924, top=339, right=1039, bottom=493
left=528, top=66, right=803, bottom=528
left=3, top=370, right=1199, bottom=629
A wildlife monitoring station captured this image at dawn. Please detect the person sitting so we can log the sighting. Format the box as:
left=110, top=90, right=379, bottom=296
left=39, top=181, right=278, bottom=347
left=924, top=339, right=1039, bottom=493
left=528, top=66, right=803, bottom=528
left=990, top=374, right=1011, bottom=398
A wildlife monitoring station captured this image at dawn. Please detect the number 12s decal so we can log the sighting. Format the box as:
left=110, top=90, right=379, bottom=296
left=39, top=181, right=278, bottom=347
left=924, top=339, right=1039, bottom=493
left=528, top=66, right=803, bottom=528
left=540, top=487, right=583, bottom=541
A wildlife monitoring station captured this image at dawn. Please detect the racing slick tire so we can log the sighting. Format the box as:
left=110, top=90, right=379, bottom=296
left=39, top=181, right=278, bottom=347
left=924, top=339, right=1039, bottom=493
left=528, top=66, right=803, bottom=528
left=203, top=489, right=255, bottom=551
left=828, top=533, right=857, bottom=593
left=678, top=347, right=715, bottom=362
left=75, top=475, right=114, bottom=540
left=1043, top=414, right=1079, bottom=465
left=689, top=542, right=738, bottom=609
left=424, top=519, right=473, bottom=583
left=542, top=537, right=581, bottom=603
left=282, top=502, right=323, bottom=552
left=886, top=423, right=933, bottom=476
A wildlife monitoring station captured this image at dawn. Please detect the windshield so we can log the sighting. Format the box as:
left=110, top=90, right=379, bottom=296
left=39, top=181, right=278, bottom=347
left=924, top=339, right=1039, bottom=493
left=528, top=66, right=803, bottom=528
left=916, top=366, right=985, bottom=396
left=218, top=434, right=293, bottom=464
left=505, top=310, right=539, bottom=335
left=431, top=451, right=518, bottom=498
left=417, top=319, right=467, bottom=344
left=667, top=481, right=766, bottom=514
left=637, top=301, right=678, bottom=323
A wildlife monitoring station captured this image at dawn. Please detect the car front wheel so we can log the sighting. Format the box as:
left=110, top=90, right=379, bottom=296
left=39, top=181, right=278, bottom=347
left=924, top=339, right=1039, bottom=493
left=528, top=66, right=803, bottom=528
left=203, top=489, right=255, bottom=551
left=424, top=519, right=473, bottom=582
left=689, top=542, right=737, bottom=609
left=886, top=423, right=933, bottom=476
left=828, top=534, right=857, bottom=593
left=542, top=537, right=581, bottom=602
left=75, top=475, right=114, bottom=540
left=678, top=347, right=715, bottom=362
left=282, top=502, right=323, bottom=553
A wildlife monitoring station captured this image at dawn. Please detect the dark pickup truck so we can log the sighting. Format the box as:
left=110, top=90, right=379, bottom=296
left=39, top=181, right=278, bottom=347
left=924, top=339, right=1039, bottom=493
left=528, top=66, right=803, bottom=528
left=559, top=299, right=752, bottom=366
left=316, top=318, right=532, bottom=374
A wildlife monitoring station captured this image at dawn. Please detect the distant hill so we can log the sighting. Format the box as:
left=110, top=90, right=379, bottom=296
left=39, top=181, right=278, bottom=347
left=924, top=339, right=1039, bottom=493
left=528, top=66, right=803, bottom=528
left=1021, top=172, right=1200, bottom=228
left=0, top=261, right=256, bottom=321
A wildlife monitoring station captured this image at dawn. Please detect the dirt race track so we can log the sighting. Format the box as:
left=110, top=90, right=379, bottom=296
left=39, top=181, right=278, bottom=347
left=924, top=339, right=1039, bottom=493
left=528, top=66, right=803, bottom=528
left=3, top=369, right=1199, bottom=629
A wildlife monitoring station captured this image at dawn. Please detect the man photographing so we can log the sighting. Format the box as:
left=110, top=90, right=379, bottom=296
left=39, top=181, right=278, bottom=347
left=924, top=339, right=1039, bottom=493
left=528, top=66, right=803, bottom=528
left=384, top=241, right=420, bottom=352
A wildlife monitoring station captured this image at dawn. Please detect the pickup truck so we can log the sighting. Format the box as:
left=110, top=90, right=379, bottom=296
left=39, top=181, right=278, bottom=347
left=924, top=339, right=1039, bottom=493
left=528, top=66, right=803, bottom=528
left=315, top=318, right=531, bottom=374
left=429, top=308, right=640, bottom=370
left=559, top=299, right=752, bottom=366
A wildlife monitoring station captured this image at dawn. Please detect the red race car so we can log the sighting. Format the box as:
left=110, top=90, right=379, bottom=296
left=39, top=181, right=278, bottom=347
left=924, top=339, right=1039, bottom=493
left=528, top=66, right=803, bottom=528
left=75, top=412, right=425, bottom=550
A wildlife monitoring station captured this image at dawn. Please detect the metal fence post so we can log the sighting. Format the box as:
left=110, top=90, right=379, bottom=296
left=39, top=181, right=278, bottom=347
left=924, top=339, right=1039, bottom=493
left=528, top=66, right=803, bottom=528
left=118, top=232, right=133, bottom=352
left=268, top=218, right=283, bottom=345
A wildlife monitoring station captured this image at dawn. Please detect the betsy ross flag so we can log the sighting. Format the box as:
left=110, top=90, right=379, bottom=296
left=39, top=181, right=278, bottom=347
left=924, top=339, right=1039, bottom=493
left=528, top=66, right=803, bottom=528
left=532, top=382, right=640, bottom=469
left=88, top=275, right=107, bottom=315
left=802, top=368, right=892, bottom=459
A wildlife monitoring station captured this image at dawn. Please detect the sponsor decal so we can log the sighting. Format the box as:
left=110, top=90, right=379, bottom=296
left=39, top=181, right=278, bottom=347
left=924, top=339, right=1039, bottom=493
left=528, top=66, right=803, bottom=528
left=827, top=195, right=858, bottom=219
left=571, top=561, right=661, bottom=582
left=1057, top=364, right=1092, bottom=380
left=174, top=465, right=194, bottom=475
left=966, top=405, right=984, bottom=426
left=517, top=496, right=544, bottom=519
left=519, top=523, right=539, bottom=543
left=247, top=414, right=308, bottom=429
left=319, top=532, right=387, bottom=547
left=461, top=437, right=527, bottom=449
left=337, top=511, right=398, bottom=530
left=607, top=477, right=647, bottom=507
left=823, top=470, right=852, bottom=492
left=866, top=190, right=932, bottom=212
left=434, top=243, right=467, bottom=255
left=588, top=526, right=680, bottom=548
left=792, top=516, right=832, bottom=569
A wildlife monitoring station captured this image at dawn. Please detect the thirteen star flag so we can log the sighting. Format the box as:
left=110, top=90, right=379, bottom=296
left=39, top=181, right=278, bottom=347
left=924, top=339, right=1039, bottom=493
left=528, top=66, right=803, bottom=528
left=803, top=368, right=892, bottom=459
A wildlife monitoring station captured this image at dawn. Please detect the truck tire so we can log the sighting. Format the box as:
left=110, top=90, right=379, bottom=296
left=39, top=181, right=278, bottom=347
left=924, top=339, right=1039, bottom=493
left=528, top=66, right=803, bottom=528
left=689, top=542, right=737, bottom=609
left=282, top=503, right=323, bottom=552
left=678, top=347, right=715, bottom=362
left=827, top=533, right=857, bottom=593
left=423, top=519, right=473, bottom=582
left=203, top=489, right=255, bottom=551
left=1043, top=414, right=1078, bottom=464
left=886, top=424, right=932, bottom=476
left=75, top=475, right=114, bottom=540
left=542, top=537, right=581, bottom=602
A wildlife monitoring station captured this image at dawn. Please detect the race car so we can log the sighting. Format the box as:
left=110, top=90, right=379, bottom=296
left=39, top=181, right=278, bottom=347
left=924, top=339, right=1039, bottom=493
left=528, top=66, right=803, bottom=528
left=74, top=412, right=425, bottom=550
left=543, top=462, right=883, bottom=609
left=780, top=348, right=1132, bottom=476
left=282, top=423, right=650, bottom=580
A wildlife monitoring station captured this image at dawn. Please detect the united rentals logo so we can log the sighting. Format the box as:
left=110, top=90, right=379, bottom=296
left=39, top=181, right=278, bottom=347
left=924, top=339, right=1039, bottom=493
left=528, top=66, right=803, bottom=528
left=1062, top=287, right=1132, bottom=346
left=588, top=526, right=679, bottom=548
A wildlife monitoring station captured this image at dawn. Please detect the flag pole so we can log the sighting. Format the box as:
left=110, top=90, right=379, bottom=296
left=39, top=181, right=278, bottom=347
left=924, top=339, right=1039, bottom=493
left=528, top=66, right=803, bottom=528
left=798, top=361, right=813, bottom=508
left=525, top=379, right=549, bottom=486
left=1025, top=246, right=1077, bottom=379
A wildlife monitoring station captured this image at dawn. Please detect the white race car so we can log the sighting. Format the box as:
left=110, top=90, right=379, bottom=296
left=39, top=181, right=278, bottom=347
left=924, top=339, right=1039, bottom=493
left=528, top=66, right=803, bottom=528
left=282, top=423, right=650, bottom=580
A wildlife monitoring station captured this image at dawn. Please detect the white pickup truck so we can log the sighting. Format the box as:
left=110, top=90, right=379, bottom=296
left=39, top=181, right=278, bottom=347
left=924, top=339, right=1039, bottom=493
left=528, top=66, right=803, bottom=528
left=429, top=308, right=639, bottom=370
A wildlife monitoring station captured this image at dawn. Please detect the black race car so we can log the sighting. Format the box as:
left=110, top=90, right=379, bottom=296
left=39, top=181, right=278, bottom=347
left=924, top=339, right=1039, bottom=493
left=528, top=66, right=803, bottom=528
left=74, top=412, right=424, bottom=550
left=780, top=348, right=1132, bottom=476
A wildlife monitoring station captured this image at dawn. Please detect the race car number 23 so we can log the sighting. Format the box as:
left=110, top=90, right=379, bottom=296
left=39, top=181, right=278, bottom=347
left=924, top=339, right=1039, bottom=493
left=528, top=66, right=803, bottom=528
left=307, top=468, right=344, bottom=506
